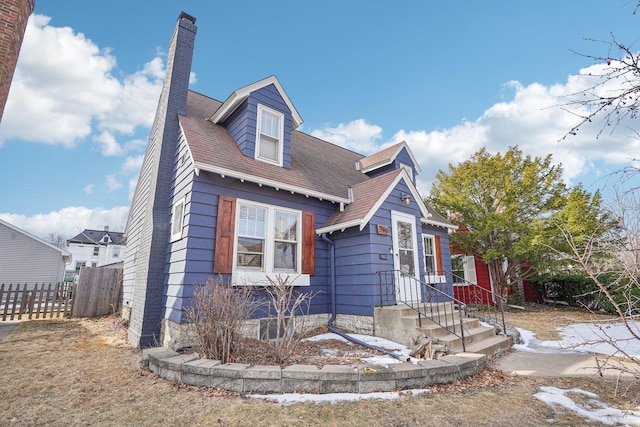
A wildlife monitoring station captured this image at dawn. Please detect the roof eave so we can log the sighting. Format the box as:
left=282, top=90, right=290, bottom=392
left=193, top=161, right=350, bottom=205
left=316, top=219, right=363, bottom=235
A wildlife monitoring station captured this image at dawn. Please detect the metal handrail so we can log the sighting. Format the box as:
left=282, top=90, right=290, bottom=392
left=377, top=270, right=468, bottom=352
left=445, top=272, right=508, bottom=336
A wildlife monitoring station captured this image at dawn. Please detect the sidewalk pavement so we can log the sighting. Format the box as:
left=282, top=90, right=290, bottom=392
left=0, top=321, right=20, bottom=342
left=494, top=350, right=637, bottom=380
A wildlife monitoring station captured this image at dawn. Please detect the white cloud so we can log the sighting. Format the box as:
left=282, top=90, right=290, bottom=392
left=0, top=14, right=164, bottom=148
left=0, top=206, right=129, bottom=238
left=121, top=154, right=145, bottom=175
left=83, top=184, right=94, bottom=195
left=94, top=131, right=123, bottom=156
left=309, top=62, right=640, bottom=193
left=310, top=119, right=382, bottom=154
left=105, top=174, right=123, bottom=192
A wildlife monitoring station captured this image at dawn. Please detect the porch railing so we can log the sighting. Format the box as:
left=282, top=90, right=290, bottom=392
left=446, top=272, right=508, bottom=336
left=377, top=270, right=468, bottom=352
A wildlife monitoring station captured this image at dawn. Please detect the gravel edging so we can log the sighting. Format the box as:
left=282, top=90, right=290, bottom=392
left=142, top=347, right=487, bottom=394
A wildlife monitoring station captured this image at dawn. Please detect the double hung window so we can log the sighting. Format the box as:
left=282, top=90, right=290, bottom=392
left=451, top=255, right=477, bottom=285
left=236, top=201, right=299, bottom=273
left=256, top=105, right=284, bottom=165
left=423, top=236, right=436, bottom=274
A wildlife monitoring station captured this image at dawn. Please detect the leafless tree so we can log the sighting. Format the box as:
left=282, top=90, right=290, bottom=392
left=44, top=232, right=67, bottom=249
left=555, top=186, right=640, bottom=393
left=560, top=3, right=640, bottom=144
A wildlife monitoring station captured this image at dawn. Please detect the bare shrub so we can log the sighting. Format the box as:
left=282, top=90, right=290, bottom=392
left=262, top=275, right=316, bottom=364
left=556, top=187, right=640, bottom=395
left=185, top=277, right=261, bottom=363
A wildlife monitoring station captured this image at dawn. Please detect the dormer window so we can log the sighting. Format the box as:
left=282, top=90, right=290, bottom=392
left=256, top=104, right=284, bottom=166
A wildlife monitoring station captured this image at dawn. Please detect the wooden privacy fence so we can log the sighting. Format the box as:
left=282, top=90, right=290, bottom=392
left=72, top=267, right=122, bottom=318
left=0, top=282, right=75, bottom=321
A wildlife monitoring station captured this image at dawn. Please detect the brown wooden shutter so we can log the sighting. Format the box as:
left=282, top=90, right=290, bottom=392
left=213, top=196, right=236, bottom=274
left=434, top=235, right=443, bottom=274
left=301, top=211, right=315, bottom=275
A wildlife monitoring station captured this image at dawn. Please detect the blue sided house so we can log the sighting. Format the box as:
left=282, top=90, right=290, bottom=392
left=122, top=12, right=459, bottom=350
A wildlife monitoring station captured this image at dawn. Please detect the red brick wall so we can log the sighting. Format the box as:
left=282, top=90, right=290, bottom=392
left=0, top=0, right=34, bottom=123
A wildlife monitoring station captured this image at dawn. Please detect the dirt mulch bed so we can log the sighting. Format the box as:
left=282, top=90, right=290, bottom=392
left=222, top=326, right=391, bottom=368
left=1, top=306, right=639, bottom=426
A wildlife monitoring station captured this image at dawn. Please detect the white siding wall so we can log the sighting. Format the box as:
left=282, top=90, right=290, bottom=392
left=0, top=222, right=68, bottom=285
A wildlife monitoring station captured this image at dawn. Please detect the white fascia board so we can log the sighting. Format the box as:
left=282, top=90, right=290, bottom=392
left=209, top=76, right=303, bottom=129
left=399, top=168, right=432, bottom=221
left=360, top=141, right=422, bottom=175
left=178, top=122, right=196, bottom=169
left=421, top=217, right=459, bottom=230
left=193, top=161, right=350, bottom=205
left=316, top=219, right=363, bottom=235
left=317, top=170, right=420, bottom=235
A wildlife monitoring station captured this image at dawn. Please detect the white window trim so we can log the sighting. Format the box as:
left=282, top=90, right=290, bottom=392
left=232, top=199, right=309, bottom=286
left=255, top=104, right=285, bottom=166
left=451, top=254, right=477, bottom=286
left=171, top=197, right=185, bottom=242
left=422, top=234, right=446, bottom=284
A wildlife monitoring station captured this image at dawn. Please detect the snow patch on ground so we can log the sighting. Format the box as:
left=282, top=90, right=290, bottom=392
left=514, top=321, right=640, bottom=357
left=256, top=321, right=640, bottom=427
left=304, top=332, right=416, bottom=365
left=534, top=386, right=640, bottom=426
left=249, top=389, right=430, bottom=405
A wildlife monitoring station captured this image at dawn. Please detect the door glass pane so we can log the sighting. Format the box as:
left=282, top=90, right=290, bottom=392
left=397, top=221, right=414, bottom=275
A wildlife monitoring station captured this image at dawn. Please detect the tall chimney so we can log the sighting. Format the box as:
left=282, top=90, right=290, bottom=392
left=124, top=12, right=197, bottom=347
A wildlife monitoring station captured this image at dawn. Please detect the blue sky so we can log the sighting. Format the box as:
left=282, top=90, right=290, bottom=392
left=0, top=1, right=638, bottom=238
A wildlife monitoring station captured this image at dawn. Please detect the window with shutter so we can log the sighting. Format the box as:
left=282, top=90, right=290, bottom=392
left=212, top=196, right=315, bottom=283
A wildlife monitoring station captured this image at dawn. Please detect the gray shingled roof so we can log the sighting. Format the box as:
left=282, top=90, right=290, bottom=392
left=179, top=90, right=454, bottom=231
left=180, top=91, right=368, bottom=202
left=68, top=229, right=125, bottom=245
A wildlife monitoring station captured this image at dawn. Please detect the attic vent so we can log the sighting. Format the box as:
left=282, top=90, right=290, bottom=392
left=355, top=161, right=361, bottom=171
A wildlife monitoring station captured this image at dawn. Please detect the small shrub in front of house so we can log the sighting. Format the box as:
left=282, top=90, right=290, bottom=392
left=262, top=274, right=316, bottom=365
left=186, top=277, right=261, bottom=363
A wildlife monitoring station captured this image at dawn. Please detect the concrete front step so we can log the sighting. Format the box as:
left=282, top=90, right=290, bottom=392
left=437, top=325, right=499, bottom=352
left=374, top=304, right=513, bottom=359
left=461, top=334, right=513, bottom=357
left=410, top=317, right=480, bottom=337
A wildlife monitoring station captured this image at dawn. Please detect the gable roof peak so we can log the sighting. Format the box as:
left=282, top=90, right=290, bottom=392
left=358, top=140, right=421, bottom=174
left=209, top=75, right=303, bottom=129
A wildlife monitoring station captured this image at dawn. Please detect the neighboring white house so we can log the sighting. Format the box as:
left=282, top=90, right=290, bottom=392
left=0, top=218, right=71, bottom=285
left=65, top=227, right=125, bottom=281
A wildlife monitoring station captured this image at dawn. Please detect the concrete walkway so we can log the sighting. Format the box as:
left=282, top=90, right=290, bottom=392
left=494, top=350, right=637, bottom=380
left=0, top=321, right=20, bottom=342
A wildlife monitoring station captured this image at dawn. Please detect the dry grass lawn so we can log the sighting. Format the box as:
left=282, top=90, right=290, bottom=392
left=0, top=306, right=637, bottom=426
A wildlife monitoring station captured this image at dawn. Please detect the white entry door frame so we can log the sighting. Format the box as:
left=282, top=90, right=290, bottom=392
left=391, top=210, right=421, bottom=302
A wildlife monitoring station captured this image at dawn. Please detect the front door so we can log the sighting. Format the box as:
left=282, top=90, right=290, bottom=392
left=392, top=211, right=420, bottom=302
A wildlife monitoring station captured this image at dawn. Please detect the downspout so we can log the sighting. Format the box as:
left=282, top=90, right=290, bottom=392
left=321, top=233, right=405, bottom=362
left=321, top=233, right=336, bottom=326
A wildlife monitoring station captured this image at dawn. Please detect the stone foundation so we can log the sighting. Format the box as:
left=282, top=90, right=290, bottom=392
left=334, top=314, right=374, bottom=335
left=160, top=313, right=332, bottom=351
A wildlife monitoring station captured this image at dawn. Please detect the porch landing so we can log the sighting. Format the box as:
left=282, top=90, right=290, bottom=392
left=373, top=304, right=514, bottom=358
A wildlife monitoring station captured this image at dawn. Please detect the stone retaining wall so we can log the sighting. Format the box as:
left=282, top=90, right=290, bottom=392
left=142, top=348, right=486, bottom=394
